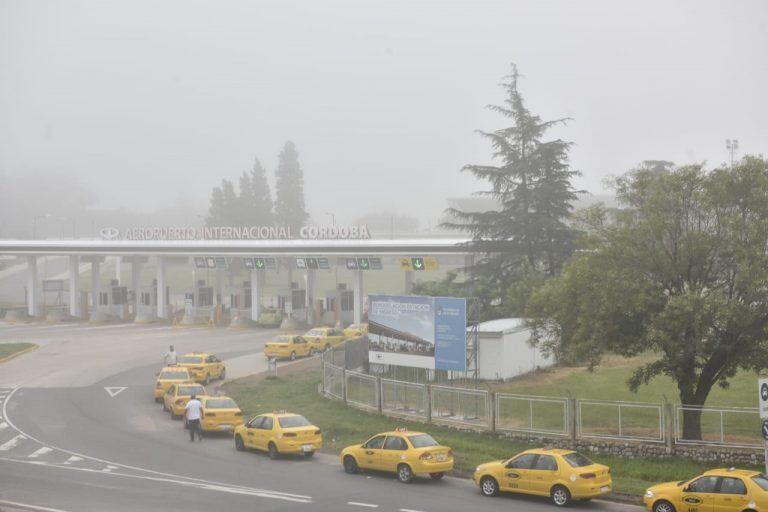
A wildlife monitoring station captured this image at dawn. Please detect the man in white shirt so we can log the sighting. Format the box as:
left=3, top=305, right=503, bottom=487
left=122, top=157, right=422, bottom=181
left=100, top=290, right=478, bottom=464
left=185, top=394, right=203, bottom=442
left=163, top=345, right=177, bottom=366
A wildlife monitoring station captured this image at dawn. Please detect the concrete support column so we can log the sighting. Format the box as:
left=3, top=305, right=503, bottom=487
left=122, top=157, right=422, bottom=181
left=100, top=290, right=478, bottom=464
left=250, top=268, right=263, bottom=321
left=91, top=259, right=101, bottom=313
left=115, top=256, right=122, bottom=284
left=404, top=270, right=414, bottom=294
left=215, top=268, right=224, bottom=306
left=306, top=269, right=316, bottom=324
left=68, top=255, right=81, bottom=318
left=353, top=269, right=364, bottom=324
left=131, top=260, right=141, bottom=315
left=286, top=264, right=294, bottom=318
left=26, top=256, right=39, bottom=317
left=156, top=256, right=167, bottom=319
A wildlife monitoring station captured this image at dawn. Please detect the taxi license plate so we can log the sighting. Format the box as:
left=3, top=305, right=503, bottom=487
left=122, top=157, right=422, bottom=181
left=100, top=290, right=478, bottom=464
left=302, top=444, right=313, bottom=452
left=436, top=453, right=446, bottom=461
left=600, top=485, right=610, bottom=493
left=218, top=424, right=233, bottom=431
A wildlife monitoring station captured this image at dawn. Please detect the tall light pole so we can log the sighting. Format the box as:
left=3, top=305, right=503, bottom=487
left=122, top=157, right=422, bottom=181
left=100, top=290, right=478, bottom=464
left=726, top=139, right=739, bottom=168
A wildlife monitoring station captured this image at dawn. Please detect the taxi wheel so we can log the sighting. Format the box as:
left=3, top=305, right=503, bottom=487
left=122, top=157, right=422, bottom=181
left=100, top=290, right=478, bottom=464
left=550, top=485, right=572, bottom=507
left=397, top=464, right=414, bottom=484
left=203, top=374, right=210, bottom=385
left=303, top=451, right=314, bottom=458
left=154, top=397, right=162, bottom=403
left=290, top=352, right=297, bottom=361
left=480, top=476, right=499, bottom=497
left=268, top=442, right=279, bottom=459
left=219, top=369, right=226, bottom=380
left=652, top=501, right=676, bottom=512
left=429, top=472, right=444, bottom=480
left=162, top=402, right=169, bottom=412
left=235, top=435, right=245, bottom=452
left=343, top=456, right=359, bottom=474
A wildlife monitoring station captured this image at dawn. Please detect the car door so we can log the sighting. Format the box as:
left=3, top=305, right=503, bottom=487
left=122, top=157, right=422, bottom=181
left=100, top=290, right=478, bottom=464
left=528, top=454, right=558, bottom=495
left=359, top=435, right=386, bottom=470
left=503, top=453, right=538, bottom=493
left=331, top=329, right=345, bottom=344
left=243, top=416, right=263, bottom=448
left=714, top=477, right=749, bottom=512
left=164, top=385, right=176, bottom=409
left=681, top=476, right=718, bottom=512
left=294, top=336, right=309, bottom=356
left=255, top=416, right=274, bottom=450
left=380, top=435, right=408, bottom=472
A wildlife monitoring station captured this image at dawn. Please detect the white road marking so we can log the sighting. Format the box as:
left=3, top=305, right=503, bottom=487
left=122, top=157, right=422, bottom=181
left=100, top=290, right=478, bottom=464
left=347, top=502, right=379, bottom=508
left=28, top=447, right=53, bottom=458
left=401, top=509, right=426, bottom=512
left=0, top=499, right=75, bottom=512
left=63, top=455, right=83, bottom=464
left=0, top=434, right=26, bottom=451
left=0, top=422, right=8, bottom=431
left=104, top=386, right=127, bottom=397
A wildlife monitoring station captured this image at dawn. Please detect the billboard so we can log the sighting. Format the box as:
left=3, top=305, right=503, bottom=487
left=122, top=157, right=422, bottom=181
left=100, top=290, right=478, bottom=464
left=368, top=294, right=466, bottom=371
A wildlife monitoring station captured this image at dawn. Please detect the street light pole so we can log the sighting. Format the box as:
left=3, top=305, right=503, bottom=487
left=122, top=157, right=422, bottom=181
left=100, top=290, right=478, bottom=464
left=726, top=139, right=739, bottom=168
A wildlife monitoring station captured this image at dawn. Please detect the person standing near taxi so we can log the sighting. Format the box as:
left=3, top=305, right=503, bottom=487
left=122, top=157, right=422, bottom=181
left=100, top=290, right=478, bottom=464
left=185, top=394, right=203, bottom=442
left=163, top=345, right=177, bottom=366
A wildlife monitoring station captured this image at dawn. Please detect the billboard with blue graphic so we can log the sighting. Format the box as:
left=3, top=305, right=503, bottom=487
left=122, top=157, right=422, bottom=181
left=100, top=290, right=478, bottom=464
left=368, top=294, right=466, bottom=371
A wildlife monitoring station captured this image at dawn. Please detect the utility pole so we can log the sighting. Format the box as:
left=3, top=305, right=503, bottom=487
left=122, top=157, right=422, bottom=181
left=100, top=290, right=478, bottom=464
left=726, top=139, right=739, bottom=168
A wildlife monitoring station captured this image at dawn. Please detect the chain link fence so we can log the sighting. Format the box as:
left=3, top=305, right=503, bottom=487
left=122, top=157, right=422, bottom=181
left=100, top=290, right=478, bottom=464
left=496, top=393, right=569, bottom=436
left=430, top=385, right=490, bottom=428
left=578, top=400, right=664, bottom=442
left=380, top=378, right=428, bottom=420
left=345, top=370, right=378, bottom=411
left=322, top=362, right=345, bottom=400
left=675, top=405, right=761, bottom=449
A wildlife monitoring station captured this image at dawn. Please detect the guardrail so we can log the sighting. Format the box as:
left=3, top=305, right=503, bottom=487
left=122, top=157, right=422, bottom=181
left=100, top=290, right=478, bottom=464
left=496, top=393, right=569, bottom=436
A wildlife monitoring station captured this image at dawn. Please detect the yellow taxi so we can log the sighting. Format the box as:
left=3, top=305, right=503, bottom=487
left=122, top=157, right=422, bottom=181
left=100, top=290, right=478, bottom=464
left=302, top=327, right=347, bottom=354
left=154, top=366, right=192, bottom=402
left=343, top=322, right=368, bottom=338
left=264, top=335, right=311, bottom=360
left=162, top=382, right=207, bottom=419
left=473, top=448, right=611, bottom=507
left=177, top=352, right=225, bottom=385
left=198, top=395, right=244, bottom=433
left=340, top=428, right=453, bottom=483
left=234, top=411, right=322, bottom=459
left=643, top=468, right=768, bottom=512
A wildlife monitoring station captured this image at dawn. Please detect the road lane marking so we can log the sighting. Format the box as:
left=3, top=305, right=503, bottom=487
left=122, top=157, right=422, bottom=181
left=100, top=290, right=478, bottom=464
left=0, top=422, right=8, bottom=431
left=401, top=509, right=426, bottom=512
left=104, top=386, right=127, bottom=397
left=1, top=387, right=313, bottom=502
left=0, top=499, right=74, bottom=512
left=63, top=455, right=83, bottom=464
left=0, top=434, right=26, bottom=451
left=28, top=447, right=53, bottom=458
left=347, top=503, right=379, bottom=508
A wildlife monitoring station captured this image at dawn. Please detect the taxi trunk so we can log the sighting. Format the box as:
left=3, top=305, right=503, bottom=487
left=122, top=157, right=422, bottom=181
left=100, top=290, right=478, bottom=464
left=202, top=408, right=244, bottom=432
left=264, top=343, right=291, bottom=358
left=277, top=426, right=323, bottom=453
left=412, top=447, right=454, bottom=473
left=571, top=464, right=612, bottom=498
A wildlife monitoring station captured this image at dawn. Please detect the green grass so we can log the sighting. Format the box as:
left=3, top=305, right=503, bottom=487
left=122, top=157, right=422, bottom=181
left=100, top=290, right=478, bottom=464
left=224, top=369, right=753, bottom=497
left=0, top=343, right=36, bottom=361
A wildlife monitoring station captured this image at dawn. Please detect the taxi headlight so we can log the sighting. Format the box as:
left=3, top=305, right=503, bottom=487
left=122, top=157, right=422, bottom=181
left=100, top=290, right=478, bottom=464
left=475, top=466, right=481, bottom=473
left=644, top=490, right=654, bottom=499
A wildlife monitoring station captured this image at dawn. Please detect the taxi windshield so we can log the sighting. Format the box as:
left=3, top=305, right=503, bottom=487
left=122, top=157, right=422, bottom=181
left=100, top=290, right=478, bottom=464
left=563, top=452, right=593, bottom=468
left=408, top=434, right=439, bottom=448
left=274, top=336, right=291, bottom=343
left=205, top=398, right=237, bottom=409
left=306, top=329, right=324, bottom=336
left=178, top=356, right=203, bottom=364
left=348, top=324, right=361, bottom=329
left=278, top=415, right=311, bottom=428
left=178, top=386, right=205, bottom=396
left=752, top=474, right=768, bottom=491
left=159, top=371, right=188, bottom=380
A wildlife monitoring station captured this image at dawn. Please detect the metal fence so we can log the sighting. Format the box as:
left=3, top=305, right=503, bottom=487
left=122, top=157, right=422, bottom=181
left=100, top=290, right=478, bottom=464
left=496, top=393, right=569, bottom=436
left=380, top=378, right=428, bottom=420
left=322, top=363, right=345, bottom=400
left=430, top=385, right=490, bottom=428
left=345, top=370, right=379, bottom=411
left=675, top=405, right=761, bottom=449
left=578, top=400, right=664, bottom=442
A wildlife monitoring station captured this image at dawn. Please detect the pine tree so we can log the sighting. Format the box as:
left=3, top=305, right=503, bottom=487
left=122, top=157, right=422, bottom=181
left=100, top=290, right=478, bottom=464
left=274, top=141, right=308, bottom=233
left=220, top=179, right=238, bottom=224
left=248, top=157, right=274, bottom=225
left=206, top=185, right=226, bottom=226
left=444, top=64, right=580, bottom=307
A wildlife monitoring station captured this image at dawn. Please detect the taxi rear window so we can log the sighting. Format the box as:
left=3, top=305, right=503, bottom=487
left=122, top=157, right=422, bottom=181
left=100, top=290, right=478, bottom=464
left=160, top=371, right=189, bottom=380
left=178, top=356, right=203, bottom=364
left=278, top=415, right=311, bottom=428
left=205, top=398, right=237, bottom=409
left=178, top=386, right=205, bottom=396
left=752, top=474, right=768, bottom=491
left=306, top=329, right=324, bottom=336
left=563, top=452, right=593, bottom=468
left=274, top=336, right=291, bottom=343
left=408, top=434, right=439, bottom=448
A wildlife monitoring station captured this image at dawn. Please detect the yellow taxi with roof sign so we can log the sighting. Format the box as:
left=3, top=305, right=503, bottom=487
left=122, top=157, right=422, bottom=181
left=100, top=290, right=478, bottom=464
left=340, top=428, right=453, bottom=483
left=643, top=467, right=768, bottom=512
left=176, top=352, right=225, bottom=385
left=234, top=410, right=322, bottom=459
left=162, top=382, right=207, bottom=419
left=154, top=366, right=191, bottom=402
left=473, top=448, right=611, bottom=507
left=198, top=395, right=244, bottom=433
left=263, top=335, right=311, bottom=360
left=343, top=322, right=368, bottom=338
left=302, top=327, right=347, bottom=354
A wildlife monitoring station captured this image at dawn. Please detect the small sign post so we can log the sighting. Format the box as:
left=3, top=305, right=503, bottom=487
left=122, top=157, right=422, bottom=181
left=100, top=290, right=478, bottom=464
left=758, top=378, right=768, bottom=473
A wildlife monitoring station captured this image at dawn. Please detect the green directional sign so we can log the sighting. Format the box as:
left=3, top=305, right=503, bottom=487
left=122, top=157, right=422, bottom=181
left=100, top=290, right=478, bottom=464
left=411, top=257, right=425, bottom=270
left=254, top=258, right=266, bottom=269
left=358, top=257, right=370, bottom=270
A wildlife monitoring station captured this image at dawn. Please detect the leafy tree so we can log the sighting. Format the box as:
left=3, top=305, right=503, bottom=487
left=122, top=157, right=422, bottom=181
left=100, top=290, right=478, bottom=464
left=274, top=141, right=308, bottom=234
left=526, top=156, right=768, bottom=439
left=442, top=64, right=580, bottom=314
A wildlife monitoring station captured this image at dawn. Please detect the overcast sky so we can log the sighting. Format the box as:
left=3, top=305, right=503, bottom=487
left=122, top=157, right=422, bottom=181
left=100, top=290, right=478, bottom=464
left=1, top=0, right=766, bottom=227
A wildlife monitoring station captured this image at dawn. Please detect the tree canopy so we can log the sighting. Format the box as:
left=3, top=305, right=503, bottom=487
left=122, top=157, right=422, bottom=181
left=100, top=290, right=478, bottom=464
left=274, top=141, right=308, bottom=233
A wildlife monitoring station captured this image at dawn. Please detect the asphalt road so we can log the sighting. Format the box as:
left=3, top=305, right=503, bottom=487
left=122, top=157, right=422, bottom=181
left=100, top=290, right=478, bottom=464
left=0, top=323, right=642, bottom=512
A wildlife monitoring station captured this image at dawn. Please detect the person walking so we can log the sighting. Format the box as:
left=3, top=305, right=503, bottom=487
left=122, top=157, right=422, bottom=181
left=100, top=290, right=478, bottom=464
left=163, top=345, right=177, bottom=366
left=185, top=394, right=203, bottom=442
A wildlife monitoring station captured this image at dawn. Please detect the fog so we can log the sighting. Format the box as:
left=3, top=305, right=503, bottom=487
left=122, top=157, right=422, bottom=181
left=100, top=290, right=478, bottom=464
left=1, top=0, right=766, bottom=230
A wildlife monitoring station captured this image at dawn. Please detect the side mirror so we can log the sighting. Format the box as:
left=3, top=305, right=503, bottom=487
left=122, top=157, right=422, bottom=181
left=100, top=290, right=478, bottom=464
left=682, top=486, right=690, bottom=493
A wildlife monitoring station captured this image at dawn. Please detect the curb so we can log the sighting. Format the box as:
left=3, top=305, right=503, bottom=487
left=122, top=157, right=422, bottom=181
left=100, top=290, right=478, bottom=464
left=0, top=344, right=39, bottom=364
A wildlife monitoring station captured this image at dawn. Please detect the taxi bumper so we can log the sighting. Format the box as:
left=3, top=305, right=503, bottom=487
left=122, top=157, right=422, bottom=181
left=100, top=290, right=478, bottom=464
left=276, top=437, right=323, bottom=454
left=412, top=459, right=454, bottom=474
left=201, top=419, right=244, bottom=432
left=570, top=481, right=613, bottom=499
